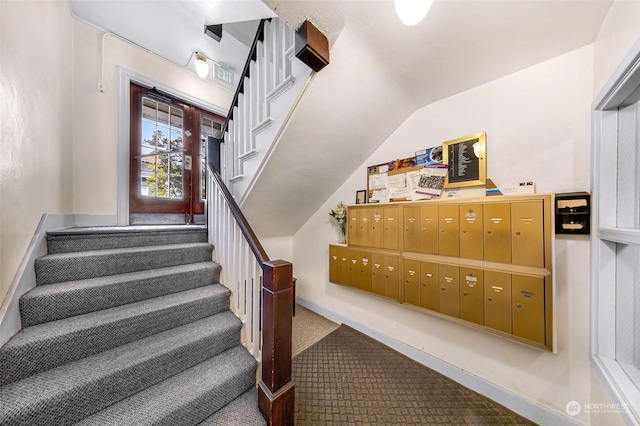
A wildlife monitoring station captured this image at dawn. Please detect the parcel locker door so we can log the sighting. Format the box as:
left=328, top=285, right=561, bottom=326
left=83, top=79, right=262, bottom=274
left=484, top=203, right=511, bottom=263
left=420, top=261, right=439, bottom=311
left=383, top=207, right=399, bottom=250
left=484, top=271, right=512, bottom=334
left=371, top=253, right=385, bottom=296
left=329, top=245, right=340, bottom=284
left=460, top=267, right=484, bottom=325
left=403, top=259, right=421, bottom=306
left=511, top=201, right=544, bottom=267
left=439, top=205, right=460, bottom=257
left=512, top=275, right=545, bottom=344
left=438, top=264, right=460, bottom=318
left=370, top=208, right=384, bottom=248
left=460, top=204, right=483, bottom=260
left=403, top=207, right=421, bottom=253
left=420, top=205, right=439, bottom=254
left=359, top=209, right=371, bottom=247
left=384, top=256, right=400, bottom=301
left=358, top=251, right=372, bottom=292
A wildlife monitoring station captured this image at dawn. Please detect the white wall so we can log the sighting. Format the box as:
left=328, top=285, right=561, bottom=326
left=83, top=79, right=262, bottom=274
left=0, top=1, right=74, bottom=306
left=71, top=19, right=234, bottom=214
left=593, top=0, right=640, bottom=98
left=293, top=45, right=595, bottom=423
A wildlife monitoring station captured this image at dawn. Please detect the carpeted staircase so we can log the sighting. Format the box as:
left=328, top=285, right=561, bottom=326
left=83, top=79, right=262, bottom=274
left=0, top=226, right=265, bottom=425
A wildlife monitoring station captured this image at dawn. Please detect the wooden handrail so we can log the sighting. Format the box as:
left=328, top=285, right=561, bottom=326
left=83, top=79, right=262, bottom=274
left=209, top=169, right=269, bottom=264
left=220, top=19, right=268, bottom=137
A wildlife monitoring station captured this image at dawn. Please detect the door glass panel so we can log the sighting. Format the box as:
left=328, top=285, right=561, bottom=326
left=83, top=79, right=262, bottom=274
left=140, top=97, right=184, bottom=199
left=616, top=243, right=640, bottom=388
left=617, top=101, right=640, bottom=229
left=199, top=117, right=223, bottom=201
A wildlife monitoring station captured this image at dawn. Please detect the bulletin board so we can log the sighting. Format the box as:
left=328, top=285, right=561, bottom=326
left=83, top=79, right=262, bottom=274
left=366, top=157, right=448, bottom=203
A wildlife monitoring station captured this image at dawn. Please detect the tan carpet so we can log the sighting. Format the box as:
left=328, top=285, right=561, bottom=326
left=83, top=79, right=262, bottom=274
left=292, top=305, right=340, bottom=357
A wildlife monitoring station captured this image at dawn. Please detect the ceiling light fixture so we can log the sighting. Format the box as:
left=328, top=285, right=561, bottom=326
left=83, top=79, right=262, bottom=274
left=395, top=0, right=433, bottom=26
left=194, top=52, right=209, bottom=78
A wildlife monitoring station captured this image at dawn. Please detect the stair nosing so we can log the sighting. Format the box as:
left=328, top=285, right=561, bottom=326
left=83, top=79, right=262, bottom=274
left=39, top=242, right=213, bottom=260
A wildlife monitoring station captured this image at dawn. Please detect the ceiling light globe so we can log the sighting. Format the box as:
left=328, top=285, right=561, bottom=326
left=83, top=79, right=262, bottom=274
left=194, top=53, right=209, bottom=78
left=395, top=0, right=434, bottom=26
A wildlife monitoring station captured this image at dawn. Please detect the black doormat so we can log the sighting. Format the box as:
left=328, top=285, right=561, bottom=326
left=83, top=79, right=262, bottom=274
left=292, top=325, right=537, bottom=425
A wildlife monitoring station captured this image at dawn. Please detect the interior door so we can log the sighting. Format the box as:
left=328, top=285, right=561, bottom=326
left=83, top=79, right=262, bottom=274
left=129, top=83, right=223, bottom=222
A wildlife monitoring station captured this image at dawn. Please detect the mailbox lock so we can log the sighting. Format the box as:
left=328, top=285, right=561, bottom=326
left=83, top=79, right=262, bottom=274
left=441, top=287, right=445, bottom=291
left=487, top=297, right=493, bottom=301
left=463, top=291, right=468, bottom=296
left=426, top=273, right=432, bottom=278
left=462, top=230, right=467, bottom=233
left=515, top=231, right=521, bottom=236
left=516, top=303, right=522, bottom=308
left=487, top=230, right=492, bottom=234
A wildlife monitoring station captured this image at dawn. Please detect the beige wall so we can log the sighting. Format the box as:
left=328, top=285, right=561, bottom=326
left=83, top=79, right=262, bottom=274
left=0, top=1, right=74, bottom=306
left=593, top=0, right=640, bottom=98
left=294, top=45, right=595, bottom=424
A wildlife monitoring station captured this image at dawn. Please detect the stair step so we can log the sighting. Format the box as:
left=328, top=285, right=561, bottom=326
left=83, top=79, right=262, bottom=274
left=0, top=284, right=230, bottom=386
left=46, top=225, right=207, bottom=254
left=198, top=387, right=266, bottom=425
left=35, top=242, right=213, bottom=285
left=75, top=345, right=258, bottom=426
left=0, top=312, right=242, bottom=426
left=20, top=262, right=221, bottom=326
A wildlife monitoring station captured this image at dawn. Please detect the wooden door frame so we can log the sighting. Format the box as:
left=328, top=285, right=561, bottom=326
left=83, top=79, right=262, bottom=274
left=116, top=68, right=228, bottom=225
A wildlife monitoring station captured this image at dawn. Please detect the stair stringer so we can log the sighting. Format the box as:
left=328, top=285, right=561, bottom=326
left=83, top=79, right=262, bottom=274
left=228, top=59, right=315, bottom=202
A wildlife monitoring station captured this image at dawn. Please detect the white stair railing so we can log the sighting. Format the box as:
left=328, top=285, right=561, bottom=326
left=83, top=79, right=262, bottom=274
left=222, top=18, right=313, bottom=199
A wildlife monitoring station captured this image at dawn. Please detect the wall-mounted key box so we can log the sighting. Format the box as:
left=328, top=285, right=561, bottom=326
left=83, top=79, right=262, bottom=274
left=555, top=192, right=590, bottom=235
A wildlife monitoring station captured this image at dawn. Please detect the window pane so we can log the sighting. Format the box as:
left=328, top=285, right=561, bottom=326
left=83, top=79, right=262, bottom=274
left=617, top=100, right=640, bottom=229
left=142, top=98, right=156, bottom=121
left=142, top=122, right=156, bottom=148
left=156, top=127, right=169, bottom=151
left=212, top=122, right=222, bottom=138
left=171, top=130, right=183, bottom=151
left=169, top=175, right=183, bottom=199
left=169, top=153, right=183, bottom=172
left=155, top=173, right=169, bottom=197
left=201, top=157, right=206, bottom=200
left=616, top=243, right=640, bottom=388
left=157, top=103, right=170, bottom=126
left=170, top=107, right=182, bottom=129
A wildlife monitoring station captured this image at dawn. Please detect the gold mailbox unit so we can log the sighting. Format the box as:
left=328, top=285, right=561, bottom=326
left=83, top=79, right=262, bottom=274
left=329, top=194, right=553, bottom=351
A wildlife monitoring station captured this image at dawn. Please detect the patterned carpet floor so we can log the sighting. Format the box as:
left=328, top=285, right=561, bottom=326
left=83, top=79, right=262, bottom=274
left=292, top=325, right=537, bottom=425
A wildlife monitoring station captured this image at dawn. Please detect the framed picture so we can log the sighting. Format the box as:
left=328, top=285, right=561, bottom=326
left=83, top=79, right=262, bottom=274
left=356, top=190, right=366, bottom=204
left=442, top=132, right=487, bottom=188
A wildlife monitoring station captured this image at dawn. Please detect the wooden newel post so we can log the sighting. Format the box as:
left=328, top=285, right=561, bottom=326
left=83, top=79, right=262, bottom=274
left=259, top=260, right=295, bottom=425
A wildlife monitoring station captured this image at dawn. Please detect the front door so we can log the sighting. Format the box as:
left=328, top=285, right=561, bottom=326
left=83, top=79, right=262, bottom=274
left=129, top=83, right=223, bottom=223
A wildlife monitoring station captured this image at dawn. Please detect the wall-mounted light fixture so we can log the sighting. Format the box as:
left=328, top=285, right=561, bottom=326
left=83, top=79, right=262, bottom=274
left=194, top=52, right=209, bottom=78
left=395, top=0, right=433, bottom=26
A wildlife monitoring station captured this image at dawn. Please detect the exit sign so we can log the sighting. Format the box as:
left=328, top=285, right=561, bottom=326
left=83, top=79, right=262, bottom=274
left=215, top=64, right=233, bottom=85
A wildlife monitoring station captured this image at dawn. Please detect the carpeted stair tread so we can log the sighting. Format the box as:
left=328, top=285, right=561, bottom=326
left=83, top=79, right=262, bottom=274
left=74, top=345, right=258, bottom=426
left=35, top=242, right=214, bottom=285
left=198, top=387, right=266, bottom=426
left=20, top=262, right=221, bottom=326
left=0, top=284, right=230, bottom=386
left=0, top=311, right=242, bottom=426
left=46, top=226, right=207, bottom=254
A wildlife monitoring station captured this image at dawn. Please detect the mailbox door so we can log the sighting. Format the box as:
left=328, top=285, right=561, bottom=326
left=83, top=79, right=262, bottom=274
left=359, top=209, right=371, bottom=247
left=511, top=201, right=544, bottom=267
left=403, top=207, right=421, bottom=253
left=420, top=261, right=439, bottom=311
left=403, top=259, right=421, bottom=306
left=439, top=205, right=460, bottom=257
left=384, top=256, right=400, bottom=301
left=370, top=207, right=384, bottom=248
left=371, top=252, right=385, bottom=296
left=338, top=246, right=349, bottom=285
left=420, top=205, right=439, bottom=255
left=438, top=264, right=460, bottom=317
left=348, top=208, right=359, bottom=246
left=329, top=245, right=340, bottom=283
left=512, top=275, right=545, bottom=344
left=460, top=267, right=484, bottom=325
left=484, top=203, right=511, bottom=263
left=484, top=271, right=512, bottom=334
left=383, top=207, right=399, bottom=250
left=358, top=251, right=372, bottom=292
left=348, top=249, right=360, bottom=289
left=460, top=204, right=483, bottom=260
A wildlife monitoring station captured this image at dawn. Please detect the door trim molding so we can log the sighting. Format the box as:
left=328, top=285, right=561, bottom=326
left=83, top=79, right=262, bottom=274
left=116, top=67, right=228, bottom=225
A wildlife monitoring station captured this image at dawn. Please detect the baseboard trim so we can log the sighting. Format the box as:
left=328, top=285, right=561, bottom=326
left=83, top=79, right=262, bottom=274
left=295, top=296, right=579, bottom=426
left=0, top=214, right=117, bottom=345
